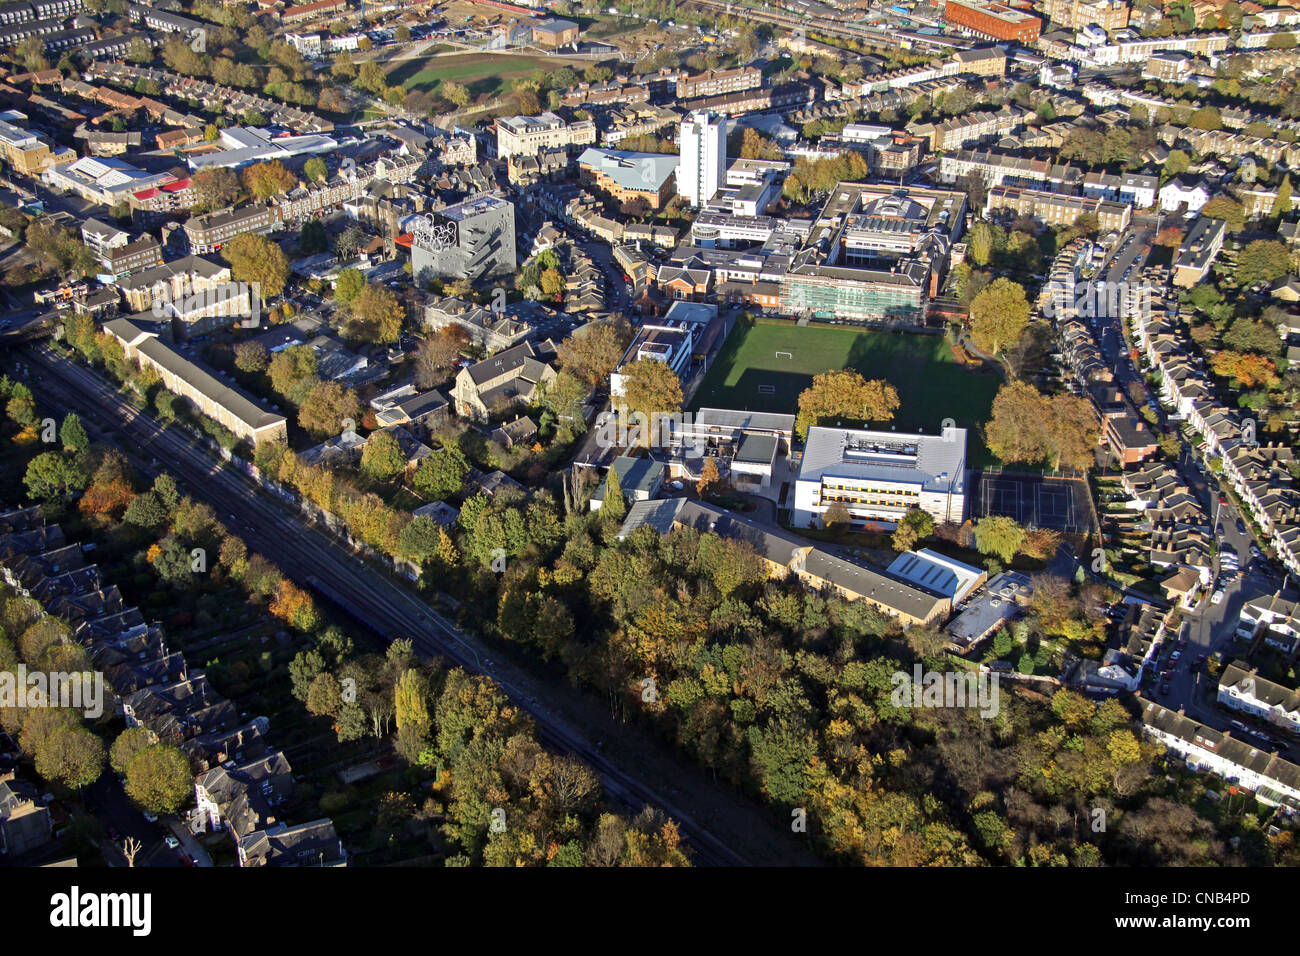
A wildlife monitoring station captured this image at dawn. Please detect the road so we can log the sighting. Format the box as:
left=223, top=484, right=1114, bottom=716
left=19, top=344, right=820, bottom=867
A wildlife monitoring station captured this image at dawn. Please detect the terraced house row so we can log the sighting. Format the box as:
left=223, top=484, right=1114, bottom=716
left=0, top=506, right=344, bottom=866
left=1130, top=290, right=1300, bottom=581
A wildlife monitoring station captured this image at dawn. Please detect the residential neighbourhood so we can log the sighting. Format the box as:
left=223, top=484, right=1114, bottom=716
left=0, top=0, right=1298, bottom=904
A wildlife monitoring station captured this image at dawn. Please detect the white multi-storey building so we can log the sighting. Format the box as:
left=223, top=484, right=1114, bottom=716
left=678, top=110, right=726, bottom=208
left=793, top=426, right=967, bottom=531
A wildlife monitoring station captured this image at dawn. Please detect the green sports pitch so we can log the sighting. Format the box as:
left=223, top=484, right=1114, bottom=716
left=690, top=320, right=1002, bottom=465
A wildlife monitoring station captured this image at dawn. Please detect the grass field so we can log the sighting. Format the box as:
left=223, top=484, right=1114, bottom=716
left=691, top=320, right=1003, bottom=465
left=388, top=52, right=588, bottom=97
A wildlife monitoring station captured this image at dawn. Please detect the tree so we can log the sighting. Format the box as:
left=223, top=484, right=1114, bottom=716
left=190, top=167, right=241, bottom=211
left=1044, top=393, right=1099, bottom=471
left=303, top=156, right=328, bottom=183
left=412, top=445, right=469, bottom=500
left=966, top=221, right=1003, bottom=267
left=974, top=515, right=1025, bottom=564
left=618, top=359, right=683, bottom=421
left=1212, top=350, right=1279, bottom=388
left=124, top=743, right=192, bottom=814
left=441, top=80, right=470, bottom=108
left=334, top=267, right=366, bottom=304
left=556, top=317, right=632, bottom=386
left=1236, top=240, right=1292, bottom=289
left=60, top=413, right=88, bottom=455
left=970, top=278, right=1030, bottom=356
left=1188, top=106, right=1221, bottom=131
left=794, top=369, right=899, bottom=440
left=1223, top=316, right=1282, bottom=355
left=892, top=521, right=918, bottom=552
left=110, top=727, right=155, bottom=776
left=289, top=649, right=325, bottom=703
left=233, top=340, right=270, bottom=374
left=394, top=668, right=431, bottom=763
left=821, top=501, right=851, bottom=530
left=1200, top=197, right=1246, bottom=232
left=298, top=218, right=327, bottom=254
left=241, top=159, right=297, bottom=201
left=305, top=672, right=343, bottom=718
left=346, top=283, right=405, bottom=344
left=24, top=451, right=87, bottom=501
left=398, top=514, right=442, bottom=563
left=299, top=381, right=362, bottom=438
left=601, top=464, right=626, bottom=521
left=986, top=381, right=1098, bottom=470
left=414, top=326, right=471, bottom=387
left=893, top=507, right=933, bottom=550
left=360, top=429, right=405, bottom=481
left=698, top=456, right=721, bottom=497
left=36, top=725, right=104, bottom=791
left=123, top=490, right=168, bottom=530
left=1153, top=226, right=1185, bottom=247
left=1272, top=174, right=1293, bottom=219
left=222, top=231, right=289, bottom=299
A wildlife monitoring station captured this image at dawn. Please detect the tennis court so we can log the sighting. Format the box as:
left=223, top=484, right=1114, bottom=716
left=973, top=472, right=1091, bottom=533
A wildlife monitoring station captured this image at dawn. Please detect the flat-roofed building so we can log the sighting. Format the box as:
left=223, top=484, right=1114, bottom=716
left=1173, top=216, right=1226, bottom=288
left=794, top=425, right=967, bottom=531
left=409, top=193, right=517, bottom=284
left=676, top=66, right=761, bottom=100
left=0, top=116, right=61, bottom=174
left=577, top=147, right=678, bottom=210
left=944, top=0, right=1042, bottom=42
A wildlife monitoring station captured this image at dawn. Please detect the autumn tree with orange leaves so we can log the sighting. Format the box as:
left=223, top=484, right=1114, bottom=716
left=1212, top=350, right=1279, bottom=389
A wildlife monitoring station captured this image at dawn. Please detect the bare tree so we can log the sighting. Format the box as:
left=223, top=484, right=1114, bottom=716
left=121, top=837, right=142, bottom=867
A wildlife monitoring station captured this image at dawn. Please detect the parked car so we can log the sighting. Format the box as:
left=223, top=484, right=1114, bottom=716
left=164, top=835, right=180, bottom=849
left=1159, top=681, right=1171, bottom=695
left=1211, top=589, right=1225, bottom=605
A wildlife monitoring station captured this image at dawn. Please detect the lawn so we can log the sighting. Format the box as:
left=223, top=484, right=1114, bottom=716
left=691, top=319, right=1003, bottom=465
left=388, top=52, right=589, bottom=97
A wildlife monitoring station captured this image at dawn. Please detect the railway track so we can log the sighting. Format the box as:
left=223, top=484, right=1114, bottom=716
left=21, top=344, right=763, bottom=867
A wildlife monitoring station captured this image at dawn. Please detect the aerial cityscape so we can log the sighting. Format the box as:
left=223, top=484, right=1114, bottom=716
left=0, top=0, right=1296, bottom=896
